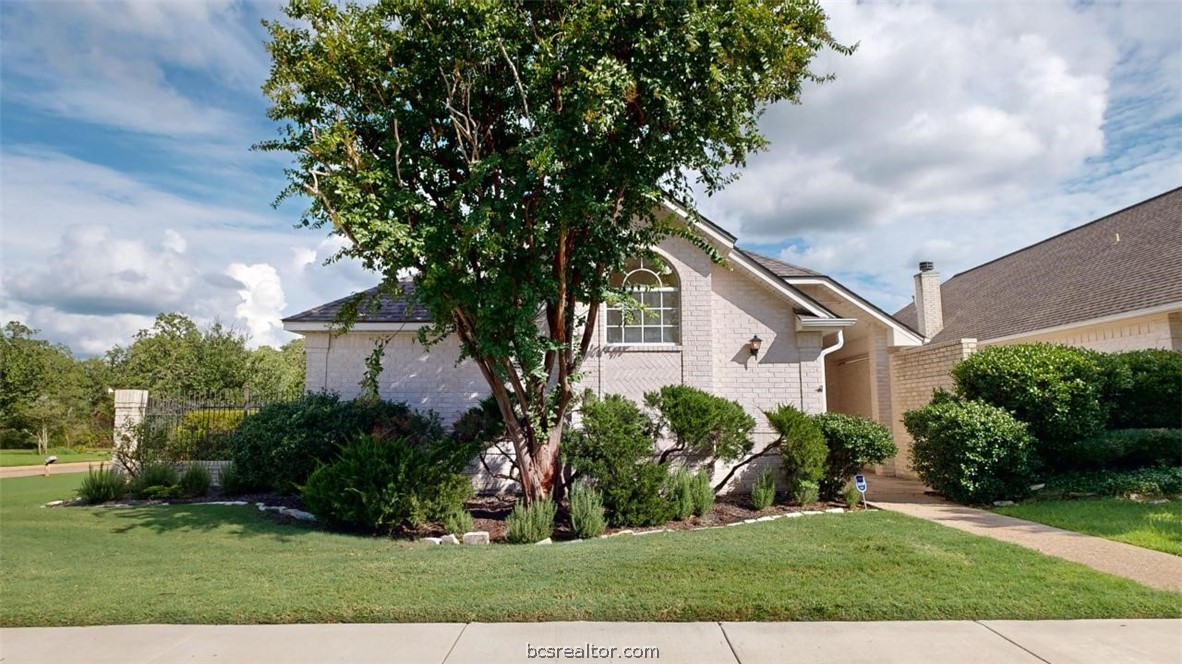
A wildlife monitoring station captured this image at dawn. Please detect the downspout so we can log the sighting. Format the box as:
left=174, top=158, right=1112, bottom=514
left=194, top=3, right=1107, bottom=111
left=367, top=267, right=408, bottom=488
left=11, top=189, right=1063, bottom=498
left=816, top=330, right=845, bottom=412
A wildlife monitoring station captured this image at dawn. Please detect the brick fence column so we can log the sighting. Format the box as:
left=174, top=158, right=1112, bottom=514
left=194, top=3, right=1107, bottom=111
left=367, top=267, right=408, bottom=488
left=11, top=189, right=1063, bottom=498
left=112, top=389, right=148, bottom=471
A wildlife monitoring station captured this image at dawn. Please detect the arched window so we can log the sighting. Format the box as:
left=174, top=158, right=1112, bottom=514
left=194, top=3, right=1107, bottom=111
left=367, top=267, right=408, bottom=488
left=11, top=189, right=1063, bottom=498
left=605, top=256, right=680, bottom=345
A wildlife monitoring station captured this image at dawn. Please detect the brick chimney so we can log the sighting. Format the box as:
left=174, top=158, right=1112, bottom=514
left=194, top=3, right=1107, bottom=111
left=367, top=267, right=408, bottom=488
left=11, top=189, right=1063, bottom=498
left=914, top=261, right=943, bottom=338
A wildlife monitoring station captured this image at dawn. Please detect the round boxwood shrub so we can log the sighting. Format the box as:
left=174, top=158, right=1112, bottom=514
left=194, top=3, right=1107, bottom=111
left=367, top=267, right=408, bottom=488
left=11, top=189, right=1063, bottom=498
left=904, top=399, right=1036, bottom=504
left=1106, top=349, right=1182, bottom=429
left=812, top=412, right=897, bottom=500
left=951, top=344, right=1107, bottom=467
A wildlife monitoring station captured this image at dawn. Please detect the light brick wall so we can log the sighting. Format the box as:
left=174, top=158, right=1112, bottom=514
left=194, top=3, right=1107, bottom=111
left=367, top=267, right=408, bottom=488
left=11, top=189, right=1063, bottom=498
left=887, top=338, right=977, bottom=477
left=989, top=312, right=1178, bottom=353
left=914, top=270, right=943, bottom=338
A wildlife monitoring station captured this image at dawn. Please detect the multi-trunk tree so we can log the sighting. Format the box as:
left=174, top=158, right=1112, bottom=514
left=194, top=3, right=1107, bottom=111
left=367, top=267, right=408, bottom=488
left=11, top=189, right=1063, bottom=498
left=260, top=0, right=849, bottom=502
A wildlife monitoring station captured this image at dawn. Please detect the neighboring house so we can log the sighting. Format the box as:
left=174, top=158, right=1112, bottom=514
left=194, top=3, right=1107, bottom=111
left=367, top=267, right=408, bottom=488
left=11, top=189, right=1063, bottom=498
left=282, top=201, right=925, bottom=491
left=888, top=187, right=1182, bottom=476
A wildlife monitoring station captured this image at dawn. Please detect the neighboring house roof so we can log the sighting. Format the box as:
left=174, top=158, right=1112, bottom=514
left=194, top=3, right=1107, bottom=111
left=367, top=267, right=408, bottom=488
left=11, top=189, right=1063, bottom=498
left=894, top=187, right=1182, bottom=344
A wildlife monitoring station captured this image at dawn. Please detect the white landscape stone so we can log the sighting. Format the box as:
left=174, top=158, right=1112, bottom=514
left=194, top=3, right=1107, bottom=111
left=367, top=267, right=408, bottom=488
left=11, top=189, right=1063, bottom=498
left=196, top=501, right=248, bottom=506
left=281, top=508, right=317, bottom=522
left=783, top=513, right=803, bottom=518
left=462, top=531, right=490, bottom=545
left=802, top=511, right=822, bottom=516
left=825, top=508, right=845, bottom=513
left=534, top=538, right=553, bottom=545
left=992, top=500, right=1015, bottom=507
left=755, top=516, right=775, bottom=522
left=634, top=529, right=669, bottom=536
left=440, top=534, right=459, bottom=545
left=421, top=537, right=442, bottom=545
left=44, top=500, right=64, bottom=507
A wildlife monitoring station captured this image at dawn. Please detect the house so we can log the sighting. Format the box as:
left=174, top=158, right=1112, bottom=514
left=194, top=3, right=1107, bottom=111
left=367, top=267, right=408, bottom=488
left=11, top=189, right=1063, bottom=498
left=282, top=201, right=925, bottom=491
left=887, top=187, right=1182, bottom=476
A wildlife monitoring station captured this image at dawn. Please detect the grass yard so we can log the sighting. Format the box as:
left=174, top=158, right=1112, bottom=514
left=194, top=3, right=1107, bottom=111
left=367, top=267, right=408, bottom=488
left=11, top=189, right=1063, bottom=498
left=0, top=448, right=111, bottom=467
left=1, top=475, right=1179, bottom=626
left=995, top=498, right=1182, bottom=556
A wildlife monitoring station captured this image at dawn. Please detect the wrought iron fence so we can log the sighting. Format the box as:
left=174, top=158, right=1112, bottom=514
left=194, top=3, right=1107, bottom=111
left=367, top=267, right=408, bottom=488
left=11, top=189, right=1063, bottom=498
left=141, top=388, right=301, bottom=461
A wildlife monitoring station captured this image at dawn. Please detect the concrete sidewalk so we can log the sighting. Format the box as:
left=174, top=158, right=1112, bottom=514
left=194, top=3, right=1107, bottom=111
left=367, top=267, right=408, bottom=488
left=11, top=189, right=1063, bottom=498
left=866, top=476, right=1182, bottom=593
left=2, top=620, right=1179, bottom=663
left=0, top=461, right=106, bottom=479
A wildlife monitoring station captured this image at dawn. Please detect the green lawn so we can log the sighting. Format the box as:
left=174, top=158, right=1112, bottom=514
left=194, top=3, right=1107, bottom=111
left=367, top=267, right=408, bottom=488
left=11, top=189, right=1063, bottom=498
left=995, top=498, right=1182, bottom=556
left=0, top=448, right=112, bottom=467
left=1, top=475, right=1179, bottom=626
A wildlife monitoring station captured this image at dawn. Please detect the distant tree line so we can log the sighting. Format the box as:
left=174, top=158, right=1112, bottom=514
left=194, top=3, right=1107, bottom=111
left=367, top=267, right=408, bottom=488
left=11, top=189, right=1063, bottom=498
left=0, top=314, right=305, bottom=451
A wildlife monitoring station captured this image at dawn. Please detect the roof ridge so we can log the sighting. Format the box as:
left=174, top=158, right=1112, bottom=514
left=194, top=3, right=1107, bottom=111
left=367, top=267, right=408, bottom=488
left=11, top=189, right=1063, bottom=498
left=946, top=186, right=1182, bottom=282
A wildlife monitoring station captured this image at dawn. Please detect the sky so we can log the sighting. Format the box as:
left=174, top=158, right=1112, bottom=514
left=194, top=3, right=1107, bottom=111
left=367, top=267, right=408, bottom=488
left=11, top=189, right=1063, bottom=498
left=1, top=1, right=1180, bottom=357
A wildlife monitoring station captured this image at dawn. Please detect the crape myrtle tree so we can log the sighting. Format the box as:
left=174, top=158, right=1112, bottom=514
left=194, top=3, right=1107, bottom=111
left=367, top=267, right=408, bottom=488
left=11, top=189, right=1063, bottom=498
left=260, top=0, right=849, bottom=502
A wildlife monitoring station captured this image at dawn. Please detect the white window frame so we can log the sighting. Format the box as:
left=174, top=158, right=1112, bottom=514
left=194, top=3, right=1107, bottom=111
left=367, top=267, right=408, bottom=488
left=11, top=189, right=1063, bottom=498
left=604, top=257, right=681, bottom=347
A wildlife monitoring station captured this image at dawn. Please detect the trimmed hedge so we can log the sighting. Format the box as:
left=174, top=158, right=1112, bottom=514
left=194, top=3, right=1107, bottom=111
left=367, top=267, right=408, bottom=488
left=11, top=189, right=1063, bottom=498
left=1106, top=350, right=1182, bottom=429
left=904, top=399, right=1036, bottom=504
left=1044, top=467, right=1182, bottom=498
left=951, top=344, right=1109, bottom=467
left=812, top=412, right=896, bottom=500
left=764, top=404, right=826, bottom=494
left=1066, top=429, right=1182, bottom=471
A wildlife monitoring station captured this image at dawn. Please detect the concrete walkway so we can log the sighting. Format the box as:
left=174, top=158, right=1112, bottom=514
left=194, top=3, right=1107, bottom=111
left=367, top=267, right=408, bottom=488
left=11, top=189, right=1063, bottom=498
left=867, top=476, right=1182, bottom=593
left=2, top=620, right=1179, bottom=663
left=0, top=461, right=106, bottom=479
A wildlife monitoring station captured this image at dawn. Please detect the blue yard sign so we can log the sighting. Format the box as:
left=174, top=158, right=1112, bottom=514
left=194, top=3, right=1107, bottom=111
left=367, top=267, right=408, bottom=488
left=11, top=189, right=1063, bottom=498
left=855, top=474, right=867, bottom=493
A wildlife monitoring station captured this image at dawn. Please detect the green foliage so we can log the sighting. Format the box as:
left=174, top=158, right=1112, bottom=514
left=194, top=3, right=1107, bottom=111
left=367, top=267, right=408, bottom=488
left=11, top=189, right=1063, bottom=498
left=248, top=339, right=306, bottom=401
left=690, top=471, right=715, bottom=517
left=450, top=396, right=506, bottom=448
left=812, top=412, right=896, bottom=500
left=765, top=405, right=827, bottom=494
left=751, top=468, right=776, bottom=510
left=77, top=465, right=127, bottom=504
left=568, top=483, right=607, bottom=540
left=442, top=507, right=474, bottom=536
left=904, top=399, right=1037, bottom=504
left=106, top=313, right=252, bottom=396
left=1044, top=467, right=1182, bottom=498
left=564, top=394, right=671, bottom=527
left=170, top=409, right=247, bottom=461
left=792, top=480, right=819, bottom=506
left=665, top=467, right=696, bottom=520
left=1105, top=350, right=1182, bottom=429
left=216, top=461, right=249, bottom=496
left=228, top=393, right=448, bottom=493
left=645, top=385, right=756, bottom=462
left=1067, top=429, right=1182, bottom=471
left=505, top=499, right=557, bottom=544
left=301, top=434, right=473, bottom=534
left=178, top=464, right=212, bottom=498
left=260, top=0, right=848, bottom=500
left=129, top=462, right=180, bottom=499
left=843, top=481, right=863, bottom=510
left=951, top=344, right=1109, bottom=466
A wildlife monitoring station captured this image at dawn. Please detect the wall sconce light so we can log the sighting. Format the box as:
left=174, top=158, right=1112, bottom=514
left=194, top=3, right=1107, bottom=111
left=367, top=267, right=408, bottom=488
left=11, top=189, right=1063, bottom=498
left=749, top=335, right=762, bottom=357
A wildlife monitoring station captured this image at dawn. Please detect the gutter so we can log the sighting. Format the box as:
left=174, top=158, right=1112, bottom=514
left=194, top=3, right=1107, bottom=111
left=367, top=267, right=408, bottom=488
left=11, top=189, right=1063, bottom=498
left=816, top=330, right=845, bottom=412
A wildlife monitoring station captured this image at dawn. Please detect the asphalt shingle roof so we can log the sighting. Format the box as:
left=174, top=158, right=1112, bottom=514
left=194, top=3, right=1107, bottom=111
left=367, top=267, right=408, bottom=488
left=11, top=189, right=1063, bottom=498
left=894, top=187, right=1182, bottom=343
left=282, top=282, right=430, bottom=324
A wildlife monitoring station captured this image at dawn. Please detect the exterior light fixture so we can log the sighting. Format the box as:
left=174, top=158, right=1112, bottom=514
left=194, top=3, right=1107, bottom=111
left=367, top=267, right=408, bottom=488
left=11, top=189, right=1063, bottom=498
left=749, top=335, right=762, bottom=357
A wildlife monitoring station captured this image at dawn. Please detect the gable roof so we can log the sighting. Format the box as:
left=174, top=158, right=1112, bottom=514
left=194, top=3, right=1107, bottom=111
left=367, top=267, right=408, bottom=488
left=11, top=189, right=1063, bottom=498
left=283, top=282, right=429, bottom=325
left=894, top=187, right=1182, bottom=344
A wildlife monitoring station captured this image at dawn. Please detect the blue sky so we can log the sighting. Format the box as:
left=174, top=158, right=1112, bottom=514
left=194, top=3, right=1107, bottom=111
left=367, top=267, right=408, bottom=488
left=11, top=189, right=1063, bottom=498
left=2, top=0, right=1180, bottom=356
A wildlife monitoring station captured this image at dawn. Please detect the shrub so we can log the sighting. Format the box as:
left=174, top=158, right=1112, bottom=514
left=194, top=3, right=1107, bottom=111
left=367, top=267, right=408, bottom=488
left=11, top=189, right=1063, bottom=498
left=77, top=464, right=127, bottom=503
left=792, top=480, right=819, bottom=506
left=442, top=508, right=474, bottom=536
left=565, top=394, right=671, bottom=527
left=1106, top=350, right=1182, bottom=429
left=751, top=468, right=776, bottom=510
left=301, top=434, right=472, bottom=533
left=130, top=462, right=180, bottom=499
left=666, top=467, right=696, bottom=520
left=1045, top=467, right=1182, bottom=497
left=505, top=499, right=557, bottom=544
left=812, top=412, right=896, bottom=500
left=951, top=344, right=1108, bottom=466
left=1067, top=429, right=1182, bottom=471
left=228, top=393, right=447, bottom=493
left=216, top=461, right=249, bottom=496
left=170, top=409, right=248, bottom=461
left=765, top=404, right=827, bottom=494
left=645, top=385, right=756, bottom=463
left=843, top=481, right=863, bottom=509
left=568, top=483, right=607, bottom=539
left=178, top=464, right=212, bottom=498
left=690, top=470, right=714, bottom=516
left=904, top=399, right=1036, bottom=504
